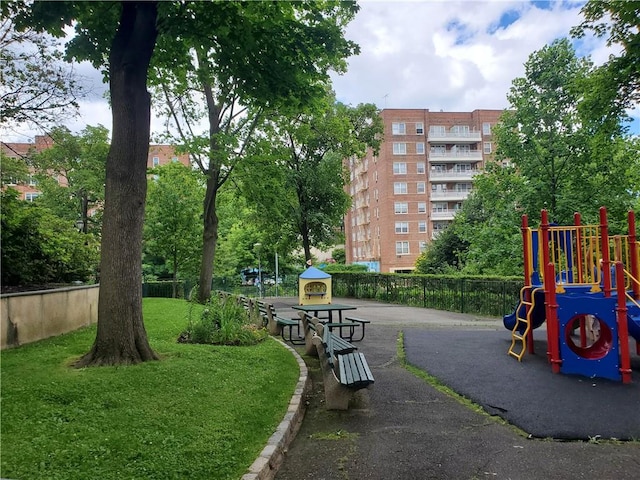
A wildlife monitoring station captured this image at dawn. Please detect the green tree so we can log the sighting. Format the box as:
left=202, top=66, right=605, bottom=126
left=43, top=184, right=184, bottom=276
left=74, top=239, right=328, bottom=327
left=150, top=1, right=362, bottom=302
left=248, top=93, right=383, bottom=262
left=415, top=225, right=468, bottom=275
left=571, top=0, right=640, bottom=112
left=31, top=125, right=108, bottom=234
left=144, top=162, right=204, bottom=297
left=1, top=189, right=99, bottom=287
left=0, top=16, right=86, bottom=129
left=212, top=189, right=263, bottom=277
left=0, top=151, right=29, bottom=187
left=493, top=38, right=594, bottom=223
left=454, top=163, right=525, bottom=276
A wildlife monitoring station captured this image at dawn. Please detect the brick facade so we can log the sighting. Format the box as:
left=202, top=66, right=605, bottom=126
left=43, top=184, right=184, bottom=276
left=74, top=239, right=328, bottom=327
left=1, top=136, right=190, bottom=202
left=345, top=108, right=503, bottom=273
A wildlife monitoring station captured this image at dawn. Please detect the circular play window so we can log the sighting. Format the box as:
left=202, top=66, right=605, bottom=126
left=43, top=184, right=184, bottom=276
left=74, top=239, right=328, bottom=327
left=564, top=314, right=613, bottom=360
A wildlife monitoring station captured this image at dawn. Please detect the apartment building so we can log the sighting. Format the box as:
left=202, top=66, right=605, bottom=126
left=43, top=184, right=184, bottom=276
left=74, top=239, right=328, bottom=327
left=1, top=135, right=190, bottom=201
left=345, top=108, right=504, bottom=273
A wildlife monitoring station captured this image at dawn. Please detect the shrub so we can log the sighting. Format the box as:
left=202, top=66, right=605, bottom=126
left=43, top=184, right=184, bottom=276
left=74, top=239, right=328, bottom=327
left=180, top=295, right=268, bottom=346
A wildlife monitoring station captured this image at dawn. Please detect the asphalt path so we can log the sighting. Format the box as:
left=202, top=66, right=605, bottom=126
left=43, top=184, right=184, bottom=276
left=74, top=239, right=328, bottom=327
left=269, top=297, right=640, bottom=480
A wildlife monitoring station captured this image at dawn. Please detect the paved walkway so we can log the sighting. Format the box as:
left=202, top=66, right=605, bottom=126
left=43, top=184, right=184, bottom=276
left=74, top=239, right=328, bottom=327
left=268, top=297, right=640, bottom=480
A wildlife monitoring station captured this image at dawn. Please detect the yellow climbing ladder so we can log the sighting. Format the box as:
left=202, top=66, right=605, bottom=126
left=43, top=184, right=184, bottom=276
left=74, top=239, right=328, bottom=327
left=508, top=287, right=543, bottom=361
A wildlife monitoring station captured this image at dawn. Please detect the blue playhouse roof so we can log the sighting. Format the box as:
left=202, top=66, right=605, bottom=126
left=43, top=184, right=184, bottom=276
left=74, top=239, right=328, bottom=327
left=299, top=266, right=331, bottom=279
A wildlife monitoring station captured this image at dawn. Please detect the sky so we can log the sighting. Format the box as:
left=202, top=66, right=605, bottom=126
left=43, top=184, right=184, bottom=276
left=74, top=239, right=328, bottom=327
left=4, top=0, right=639, bottom=142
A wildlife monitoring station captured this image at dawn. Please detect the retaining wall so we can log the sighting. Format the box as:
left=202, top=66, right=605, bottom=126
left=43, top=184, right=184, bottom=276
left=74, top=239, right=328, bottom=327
left=1, top=285, right=99, bottom=350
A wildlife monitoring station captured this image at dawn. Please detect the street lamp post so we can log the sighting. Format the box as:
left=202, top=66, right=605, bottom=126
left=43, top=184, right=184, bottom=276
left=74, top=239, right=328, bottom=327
left=253, top=243, right=262, bottom=298
left=275, top=252, right=279, bottom=297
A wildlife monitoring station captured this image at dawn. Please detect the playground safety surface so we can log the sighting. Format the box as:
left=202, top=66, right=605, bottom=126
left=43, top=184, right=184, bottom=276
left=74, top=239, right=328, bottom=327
left=270, top=297, right=640, bottom=480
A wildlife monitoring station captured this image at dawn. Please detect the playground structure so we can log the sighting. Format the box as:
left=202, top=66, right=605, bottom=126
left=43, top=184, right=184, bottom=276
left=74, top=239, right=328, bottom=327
left=504, top=207, right=640, bottom=382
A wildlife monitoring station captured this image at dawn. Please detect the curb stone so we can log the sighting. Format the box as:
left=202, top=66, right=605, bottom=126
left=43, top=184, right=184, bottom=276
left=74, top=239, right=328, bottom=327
left=241, top=338, right=310, bottom=480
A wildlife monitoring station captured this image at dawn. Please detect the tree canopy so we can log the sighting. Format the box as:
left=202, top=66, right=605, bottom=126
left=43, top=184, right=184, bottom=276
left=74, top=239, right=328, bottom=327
left=149, top=1, right=362, bottom=302
left=242, top=91, right=383, bottom=262
left=0, top=15, right=86, bottom=131
left=31, top=125, right=108, bottom=234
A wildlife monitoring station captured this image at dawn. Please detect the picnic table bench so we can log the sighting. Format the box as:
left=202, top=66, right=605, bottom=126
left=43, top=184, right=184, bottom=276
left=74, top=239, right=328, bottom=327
left=312, top=322, right=374, bottom=410
left=257, top=301, right=304, bottom=345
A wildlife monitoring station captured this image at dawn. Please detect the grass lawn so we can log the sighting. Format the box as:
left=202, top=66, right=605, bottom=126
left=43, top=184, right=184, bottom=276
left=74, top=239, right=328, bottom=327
left=1, top=298, right=300, bottom=480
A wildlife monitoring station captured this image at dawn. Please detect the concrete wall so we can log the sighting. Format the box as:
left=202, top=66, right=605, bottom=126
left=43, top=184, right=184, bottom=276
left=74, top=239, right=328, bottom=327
left=1, top=285, right=99, bottom=350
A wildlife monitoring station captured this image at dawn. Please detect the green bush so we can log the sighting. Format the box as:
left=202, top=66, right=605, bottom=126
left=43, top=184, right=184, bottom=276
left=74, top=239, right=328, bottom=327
left=181, top=295, right=268, bottom=346
left=1, top=189, right=99, bottom=286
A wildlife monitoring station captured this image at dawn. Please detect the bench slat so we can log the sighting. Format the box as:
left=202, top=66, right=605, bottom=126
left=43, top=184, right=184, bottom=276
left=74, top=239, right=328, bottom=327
left=339, top=353, right=354, bottom=386
left=337, top=352, right=374, bottom=387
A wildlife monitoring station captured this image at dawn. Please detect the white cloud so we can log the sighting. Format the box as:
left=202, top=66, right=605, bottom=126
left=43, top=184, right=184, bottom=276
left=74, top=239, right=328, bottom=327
left=330, top=0, right=590, bottom=111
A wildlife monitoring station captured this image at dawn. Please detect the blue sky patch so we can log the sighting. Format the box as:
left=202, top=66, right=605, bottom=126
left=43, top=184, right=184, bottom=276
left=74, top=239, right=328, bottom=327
left=445, top=19, right=473, bottom=45
left=488, top=9, right=521, bottom=34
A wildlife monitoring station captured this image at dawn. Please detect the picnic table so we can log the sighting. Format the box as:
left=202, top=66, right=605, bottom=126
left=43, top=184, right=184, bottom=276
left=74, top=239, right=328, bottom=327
left=292, top=304, right=370, bottom=342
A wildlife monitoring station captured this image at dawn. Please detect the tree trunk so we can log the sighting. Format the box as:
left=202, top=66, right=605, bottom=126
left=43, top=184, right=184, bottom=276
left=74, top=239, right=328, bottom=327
left=196, top=79, right=221, bottom=303
left=197, top=175, right=219, bottom=303
left=76, top=2, right=159, bottom=367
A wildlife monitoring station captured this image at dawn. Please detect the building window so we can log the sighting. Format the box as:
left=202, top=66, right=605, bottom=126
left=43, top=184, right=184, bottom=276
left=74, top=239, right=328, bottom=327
left=394, top=202, right=409, bottom=214
left=392, top=122, right=406, bottom=135
left=419, top=241, right=428, bottom=253
left=456, top=183, right=472, bottom=192
left=433, top=202, right=448, bottom=212
left=430, top=144, right=446, bottom=155
left=152, top=156, right=160, bottom=166
left=172, top=156, right=179, bottom=162
left=433, top=221, right=448, bottom=232
left=395, top=222, right=409, bottom=234
left=451, top=125, right=470, bottom=134
left=416, top=162, right=425, bottom=174
left=483, top=122, right=491, bottom=135
left=429, top=125, right=445, bottom=135
left=416, top=122, right=424, bottom=134
left=393, top=143, right=407, bottom=155
left=455, top=163, right=471, bottom=172
left=394, top=182, right=407, bottom=194
left=483, top=142, right=492, bottom=154
left=393, top=162, right=407, bottom=174
left=418, top=221, right=427, bottom=233
left=396, top=241, right=410, bottom=255
left=416, top=142, right=425, bottom=154
left=417, top=182, right=426, bottom=194
left=25, top=192, right=40, bottom=202
left=417, top=202, right=427, bottom=213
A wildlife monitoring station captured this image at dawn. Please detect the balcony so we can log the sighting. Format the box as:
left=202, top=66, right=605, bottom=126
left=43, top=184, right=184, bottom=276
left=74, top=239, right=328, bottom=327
left=430, top=190, right=471, bottom=201
left=428, top=129, right=481, bottom=143
left=429, top=169, right=479, bottom=182
left=430, top=209, right=459, bottom=221
left=428, top=150, right=483, bottom=163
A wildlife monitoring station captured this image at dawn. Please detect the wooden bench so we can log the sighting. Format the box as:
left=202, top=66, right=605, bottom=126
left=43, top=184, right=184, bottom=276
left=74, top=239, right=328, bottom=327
left=259, top=301, right=304, bottom=345
left=312, top=322, right=374, bottom=410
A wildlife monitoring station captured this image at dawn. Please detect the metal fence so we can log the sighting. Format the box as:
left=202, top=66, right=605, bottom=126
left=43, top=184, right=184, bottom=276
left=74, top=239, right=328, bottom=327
left=144, top=273, right=523, bottom=318
left=330, top=273, right=523, bottom=318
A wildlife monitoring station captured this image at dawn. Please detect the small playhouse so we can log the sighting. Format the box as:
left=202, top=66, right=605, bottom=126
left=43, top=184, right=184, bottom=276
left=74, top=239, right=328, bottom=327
left=298, top=266, right=332, bottom=305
